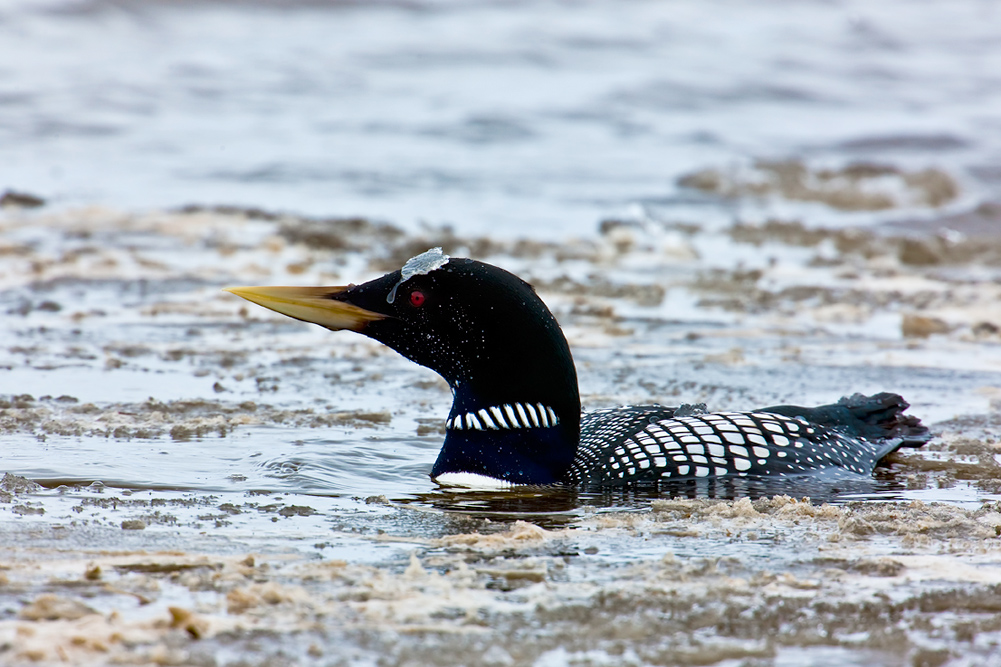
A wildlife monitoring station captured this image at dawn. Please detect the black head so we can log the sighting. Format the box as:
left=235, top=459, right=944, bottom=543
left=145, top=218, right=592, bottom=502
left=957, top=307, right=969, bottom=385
left=225, top=248, right=581, bottom=486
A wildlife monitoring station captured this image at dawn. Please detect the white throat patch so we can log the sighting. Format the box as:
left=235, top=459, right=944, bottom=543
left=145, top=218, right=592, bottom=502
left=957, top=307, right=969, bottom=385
left=386, top=247, right=450, bottom=304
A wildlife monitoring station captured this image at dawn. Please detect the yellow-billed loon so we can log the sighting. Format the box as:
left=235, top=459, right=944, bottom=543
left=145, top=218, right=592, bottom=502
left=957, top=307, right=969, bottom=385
left=224, top=247, right=930, bottom=489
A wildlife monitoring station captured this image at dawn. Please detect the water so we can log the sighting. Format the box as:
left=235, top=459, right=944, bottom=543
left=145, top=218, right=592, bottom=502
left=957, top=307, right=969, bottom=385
left=4, top=3, right=1001, bottom=664
left=3, top=0, right=1001, bottom=509
left=2, top=0, right=1001, bottom=237
left=2, top=208, right=999, bottom=507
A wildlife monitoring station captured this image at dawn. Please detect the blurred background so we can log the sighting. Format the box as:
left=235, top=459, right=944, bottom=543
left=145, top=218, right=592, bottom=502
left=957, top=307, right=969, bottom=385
left=2, top=0, right=1000, bottom=237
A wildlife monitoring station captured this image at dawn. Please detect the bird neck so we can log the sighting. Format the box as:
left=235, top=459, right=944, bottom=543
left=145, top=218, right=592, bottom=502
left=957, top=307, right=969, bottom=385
left=431, top=380, right=581, bottom=485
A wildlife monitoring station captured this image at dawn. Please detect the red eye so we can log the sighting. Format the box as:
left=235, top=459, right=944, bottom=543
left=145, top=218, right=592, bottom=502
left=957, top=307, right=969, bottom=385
left=409, top=290, right=426, bottom=307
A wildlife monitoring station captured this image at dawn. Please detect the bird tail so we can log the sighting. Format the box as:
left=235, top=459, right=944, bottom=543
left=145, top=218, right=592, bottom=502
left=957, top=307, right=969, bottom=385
left=762, top=392, right=931, bottom=460
left=835, top=392, right=930, bottom=448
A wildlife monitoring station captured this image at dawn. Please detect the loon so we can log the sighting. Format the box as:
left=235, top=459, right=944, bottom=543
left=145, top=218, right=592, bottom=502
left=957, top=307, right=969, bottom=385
left=224, top=247, right=930, bottom=490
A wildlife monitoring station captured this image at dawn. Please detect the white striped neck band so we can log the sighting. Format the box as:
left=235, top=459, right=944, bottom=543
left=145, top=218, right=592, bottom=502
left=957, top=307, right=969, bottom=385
left=446, top=402, right=559, bottom=431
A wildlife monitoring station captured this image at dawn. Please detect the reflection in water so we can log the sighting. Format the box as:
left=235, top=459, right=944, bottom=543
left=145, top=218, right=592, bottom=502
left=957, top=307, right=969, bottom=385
left=582, top=468, right=913, bottom=505
left=401, top=487, right=585, bottom=530
left=395, top=468, right=911, bottom=528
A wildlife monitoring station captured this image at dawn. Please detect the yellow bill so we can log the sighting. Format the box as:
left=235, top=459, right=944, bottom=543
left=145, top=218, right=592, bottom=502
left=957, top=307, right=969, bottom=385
left=223, top=285, right=387, bottom=331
